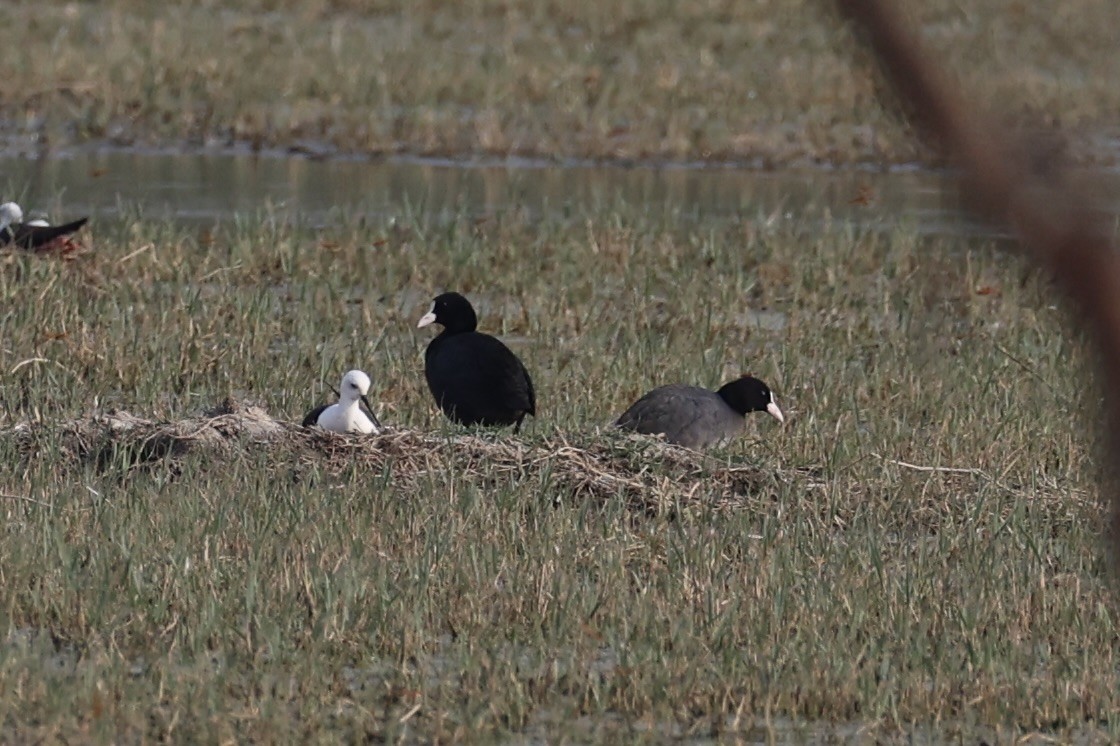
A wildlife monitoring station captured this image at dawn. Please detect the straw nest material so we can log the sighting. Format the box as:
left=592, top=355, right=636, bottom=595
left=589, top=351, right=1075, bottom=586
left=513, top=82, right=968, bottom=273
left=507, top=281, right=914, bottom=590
left=10, top=398, right=816, bottom=513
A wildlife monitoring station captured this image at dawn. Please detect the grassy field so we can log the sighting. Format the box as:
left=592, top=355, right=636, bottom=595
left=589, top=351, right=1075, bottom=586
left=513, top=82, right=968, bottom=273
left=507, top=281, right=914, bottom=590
left=1, top=0, right=1118, bottom=165
left=1, top=0, right=1117, bottom=741
left=0, top=202, right=1112, bottom=741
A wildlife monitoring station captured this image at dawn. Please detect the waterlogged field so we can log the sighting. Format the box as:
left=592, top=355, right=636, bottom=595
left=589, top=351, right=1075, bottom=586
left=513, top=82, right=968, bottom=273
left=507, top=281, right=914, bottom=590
left=0, top=201, right=1112, bottom=741
left=1, top=0, right=1118, bottom=740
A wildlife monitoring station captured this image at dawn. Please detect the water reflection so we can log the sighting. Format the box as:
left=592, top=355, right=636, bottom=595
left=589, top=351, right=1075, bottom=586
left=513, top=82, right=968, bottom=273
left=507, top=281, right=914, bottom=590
left=0, top=148, right=1115, bottom=236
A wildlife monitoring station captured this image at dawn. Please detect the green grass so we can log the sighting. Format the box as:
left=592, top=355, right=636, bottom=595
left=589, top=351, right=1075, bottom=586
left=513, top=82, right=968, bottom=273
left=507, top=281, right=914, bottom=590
left=0, top=202, right=1112, bottom=741
left=2, top=0, right=1118, bottom=165
left=3, top=0, right=1115, bottom=739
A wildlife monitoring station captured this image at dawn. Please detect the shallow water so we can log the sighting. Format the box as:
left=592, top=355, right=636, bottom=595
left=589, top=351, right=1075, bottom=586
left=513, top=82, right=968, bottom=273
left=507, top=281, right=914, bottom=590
left=2, top=146, right=1117, bottom=248
left=0, top=146, right=1091, bottom=236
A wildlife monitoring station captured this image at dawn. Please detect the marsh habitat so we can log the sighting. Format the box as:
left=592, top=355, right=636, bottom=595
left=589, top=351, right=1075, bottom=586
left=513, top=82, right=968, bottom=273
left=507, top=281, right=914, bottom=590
left=0, top=0, right=1118, bottom=742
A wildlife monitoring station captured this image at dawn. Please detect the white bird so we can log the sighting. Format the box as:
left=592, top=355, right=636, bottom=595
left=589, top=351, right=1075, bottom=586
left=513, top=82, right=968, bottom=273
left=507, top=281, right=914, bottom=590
left=0, top=201, right=24, bottom=230
left=302, top=370, right=382, bottom=434
left=0, top=200, right=89, bottom=250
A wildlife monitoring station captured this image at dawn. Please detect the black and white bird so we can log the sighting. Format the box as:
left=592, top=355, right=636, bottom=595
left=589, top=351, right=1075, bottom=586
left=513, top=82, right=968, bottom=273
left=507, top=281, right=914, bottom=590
left=615, top=375, right=784, bottom=449
left=418, top=292, right=536, bottom=431
left=302, top=370, right=382, bottom=434
left=0, top=202, right=88, bottom=251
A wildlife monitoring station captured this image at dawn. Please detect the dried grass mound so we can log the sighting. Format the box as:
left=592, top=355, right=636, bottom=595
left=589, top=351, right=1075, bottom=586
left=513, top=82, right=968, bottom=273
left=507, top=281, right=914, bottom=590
left=9, top=399, right=813, bottom=512
left=11, top=397, right=290, bottom=470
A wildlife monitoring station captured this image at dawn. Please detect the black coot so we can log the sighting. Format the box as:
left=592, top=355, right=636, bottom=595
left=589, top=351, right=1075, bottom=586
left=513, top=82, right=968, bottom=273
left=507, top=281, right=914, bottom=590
left=418, top=292, right=536, bottom=431
left=615, top=375, right=783, bottom=449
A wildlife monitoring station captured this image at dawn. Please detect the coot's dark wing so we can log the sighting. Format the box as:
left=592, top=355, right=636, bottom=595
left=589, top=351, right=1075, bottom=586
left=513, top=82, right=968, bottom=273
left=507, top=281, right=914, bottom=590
left=425, top=332, right=535, bottom=427
left=616, top=384, right=741, bottom=449
left=616, top=385, right=703, bottom=440
left=522, top=360, right=536, bottom=417
left=517, top=344, right=535, bottom=414
left=301, top=403, right=329, bottom=428
left=4, top=217, right=88, bottom=249
left=671, top=398, right=745, bottom=449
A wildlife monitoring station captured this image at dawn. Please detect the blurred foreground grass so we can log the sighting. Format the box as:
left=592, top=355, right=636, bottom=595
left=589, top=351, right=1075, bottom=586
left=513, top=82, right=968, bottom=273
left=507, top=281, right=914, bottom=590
left=1, top=0, right=1118, bottom=165
left=0, top=202, right=1112, bottom=741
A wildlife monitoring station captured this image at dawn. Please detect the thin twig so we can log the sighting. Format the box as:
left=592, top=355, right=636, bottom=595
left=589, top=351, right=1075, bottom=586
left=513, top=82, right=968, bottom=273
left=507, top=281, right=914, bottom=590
left=117, top=243, right=153, bottom=264
left=0, top=493, right=53, bottom=508
left=10, top=358, right=50, bottom=374
left=397, top=702, right=422, bottom=724
left=873, top=453, right=983, bottom=476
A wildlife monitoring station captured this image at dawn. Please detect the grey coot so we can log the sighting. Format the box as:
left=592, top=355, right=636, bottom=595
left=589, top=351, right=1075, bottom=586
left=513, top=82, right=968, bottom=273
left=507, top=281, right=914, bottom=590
left=417, top=292, right=536, bottom=431
left=0, top=202, right=88, bottom=251
left=615, top=375, right=783, bottom=449
left=302, top=369, right=382, bottom=434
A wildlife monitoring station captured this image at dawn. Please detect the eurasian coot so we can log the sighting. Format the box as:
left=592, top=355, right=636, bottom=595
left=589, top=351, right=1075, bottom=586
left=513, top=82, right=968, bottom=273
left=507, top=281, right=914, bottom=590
left=615, top=375, right=783, bottom=449
left=418, top=292, right=536, bottom=431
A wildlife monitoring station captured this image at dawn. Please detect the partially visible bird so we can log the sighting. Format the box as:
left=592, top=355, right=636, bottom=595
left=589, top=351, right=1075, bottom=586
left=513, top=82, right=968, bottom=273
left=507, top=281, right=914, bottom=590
left=302, top=370, right=382, bottom=434
left=0, top=201, right=89, bottom=252
left=418, top=291, right=536, bottom=431
left=615, top=375, right=784, bottom=449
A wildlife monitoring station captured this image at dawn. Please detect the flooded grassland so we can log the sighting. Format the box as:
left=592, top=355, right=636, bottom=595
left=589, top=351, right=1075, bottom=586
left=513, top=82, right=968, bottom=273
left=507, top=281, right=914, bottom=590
left=0, top=186, right=1114, bottom=740
left=1, top=0, right=1120, bottom=741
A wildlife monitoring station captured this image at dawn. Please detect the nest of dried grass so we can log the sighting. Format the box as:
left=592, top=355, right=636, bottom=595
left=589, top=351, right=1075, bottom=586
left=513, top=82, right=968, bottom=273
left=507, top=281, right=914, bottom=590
left=9, top=398, right=816, bottom=513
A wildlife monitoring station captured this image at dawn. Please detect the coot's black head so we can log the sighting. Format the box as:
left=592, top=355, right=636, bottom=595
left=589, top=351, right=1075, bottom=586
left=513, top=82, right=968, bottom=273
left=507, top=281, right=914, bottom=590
left=717, top=376, right=784, bottom=423
left=417, top=292, right=478, bottom=334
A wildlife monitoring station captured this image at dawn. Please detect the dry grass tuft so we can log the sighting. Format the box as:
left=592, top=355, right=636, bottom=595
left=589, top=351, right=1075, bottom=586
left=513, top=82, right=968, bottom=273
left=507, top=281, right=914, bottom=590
left=10, top=399, right=812, bottom=515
